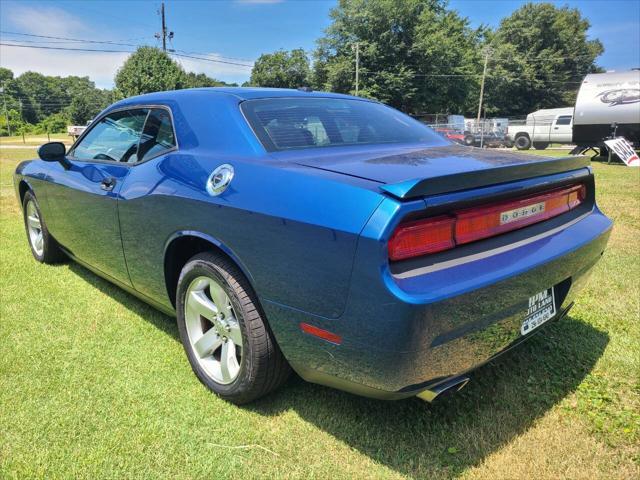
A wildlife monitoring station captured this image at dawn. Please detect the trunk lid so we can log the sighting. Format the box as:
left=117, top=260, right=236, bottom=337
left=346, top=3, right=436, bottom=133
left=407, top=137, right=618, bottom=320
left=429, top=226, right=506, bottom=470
left=287, top=144, right=589, bottom=199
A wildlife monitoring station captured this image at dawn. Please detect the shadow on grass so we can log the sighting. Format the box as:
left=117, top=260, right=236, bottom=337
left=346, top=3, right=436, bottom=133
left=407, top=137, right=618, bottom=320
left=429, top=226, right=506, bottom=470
left=68, top=263, right=178, bottom=338
left=68, top=262, right=608, bottom=479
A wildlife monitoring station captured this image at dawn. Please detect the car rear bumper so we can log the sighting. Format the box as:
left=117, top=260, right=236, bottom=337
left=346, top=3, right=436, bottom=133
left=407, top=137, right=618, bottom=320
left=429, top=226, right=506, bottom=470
left=263, top=207, right=612, bottom=400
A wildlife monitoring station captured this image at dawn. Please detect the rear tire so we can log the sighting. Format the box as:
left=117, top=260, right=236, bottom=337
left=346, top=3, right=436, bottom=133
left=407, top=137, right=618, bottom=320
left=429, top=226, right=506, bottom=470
left=176, top=251, right=290, bottom=404
left=464, top=134, right=475, bottom=146
left=533, top=142, right=549, bottom=150
left=514, top=135, right=531, bottom=150
left=22, top=191, right=66, bottom=264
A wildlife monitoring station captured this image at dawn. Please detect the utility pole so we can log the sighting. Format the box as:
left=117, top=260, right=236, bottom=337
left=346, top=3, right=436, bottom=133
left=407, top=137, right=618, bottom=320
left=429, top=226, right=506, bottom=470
left=476, top=47, right=491, bottom=148
left=155, top=2, right=173, bottom=52
left=161, top=2, right=166, bottom=51
left=0, top=84, right=11, bottom=137
left=19, top=99, right=24, bottom=143
left=353, top=42, right=360, bottom=96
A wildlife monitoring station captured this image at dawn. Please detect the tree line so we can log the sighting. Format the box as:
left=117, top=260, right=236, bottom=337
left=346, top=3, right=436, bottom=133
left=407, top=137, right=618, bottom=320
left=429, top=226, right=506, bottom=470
left=249, top=1, right=603, bottom=117
left=0, top=46, right=234, bottom=136
left=0, top=1, right=603, bottom=136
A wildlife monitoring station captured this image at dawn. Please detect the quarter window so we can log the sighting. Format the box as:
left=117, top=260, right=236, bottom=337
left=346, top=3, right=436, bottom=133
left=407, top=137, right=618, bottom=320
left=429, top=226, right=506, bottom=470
left=556, top=115, right=572, bottom=125
left=71, top=109, right=149, bottom=162
left=138, top=109, right=177, bottom=162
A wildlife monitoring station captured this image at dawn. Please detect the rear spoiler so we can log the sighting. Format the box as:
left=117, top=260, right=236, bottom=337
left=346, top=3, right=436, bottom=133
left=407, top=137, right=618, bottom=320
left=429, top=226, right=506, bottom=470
left=379, top=156, right=591, bottom=199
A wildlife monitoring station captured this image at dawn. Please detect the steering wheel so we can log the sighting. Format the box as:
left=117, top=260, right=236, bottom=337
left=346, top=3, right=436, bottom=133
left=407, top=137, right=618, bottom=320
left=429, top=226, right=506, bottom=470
left=93, top=153, right=117, bottom=162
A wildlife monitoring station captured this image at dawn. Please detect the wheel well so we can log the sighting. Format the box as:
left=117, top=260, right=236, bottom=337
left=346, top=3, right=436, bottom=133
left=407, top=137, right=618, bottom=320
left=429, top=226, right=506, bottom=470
left=18, top=181, right=31, bottom=205
left=515, top=132, right=530, bottom=140
left=164, top=235, right=235, bottom=308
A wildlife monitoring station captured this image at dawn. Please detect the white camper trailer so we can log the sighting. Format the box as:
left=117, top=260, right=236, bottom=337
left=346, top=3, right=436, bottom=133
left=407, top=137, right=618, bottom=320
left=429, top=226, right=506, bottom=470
left=573, top=70, right=640, bottom=148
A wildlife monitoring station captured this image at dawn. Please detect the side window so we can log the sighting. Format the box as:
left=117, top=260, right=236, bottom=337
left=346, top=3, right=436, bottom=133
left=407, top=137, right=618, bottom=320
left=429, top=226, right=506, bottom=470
left=71, top=109, right=148, bottom=162
left=137, top=108, right=177, bottom=162
left=556, top=115, right=572, bottom=125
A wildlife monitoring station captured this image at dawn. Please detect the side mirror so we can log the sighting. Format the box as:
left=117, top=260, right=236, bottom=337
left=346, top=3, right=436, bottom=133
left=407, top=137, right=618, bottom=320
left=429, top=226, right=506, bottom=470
left=38, top=142, right=66, bottom=162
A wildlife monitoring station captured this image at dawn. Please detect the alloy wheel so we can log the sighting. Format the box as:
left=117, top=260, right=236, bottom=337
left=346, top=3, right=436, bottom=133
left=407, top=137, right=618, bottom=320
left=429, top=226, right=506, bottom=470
left=184, top=276, right=243, bottom=385
left=26, top=200, right=44, bottom=256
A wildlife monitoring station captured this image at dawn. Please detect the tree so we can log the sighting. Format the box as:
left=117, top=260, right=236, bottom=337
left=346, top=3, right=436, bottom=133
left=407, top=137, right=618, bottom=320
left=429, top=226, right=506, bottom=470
left=37, top=112, right=70, bottom=134
left=483, top=2, right=603, bottom=116
left=0, top=109, right=23, bottom=136
left=183, top=72, right=227, bottom=88
left=115, top=47, right=186, bottom=97
left=249, top=49, right=310, bottom=88
left=311, top=0, right=484, bottom=114
left=68, top=96, right=96, bottom=125
left=0, top=67, right=13, bottom=84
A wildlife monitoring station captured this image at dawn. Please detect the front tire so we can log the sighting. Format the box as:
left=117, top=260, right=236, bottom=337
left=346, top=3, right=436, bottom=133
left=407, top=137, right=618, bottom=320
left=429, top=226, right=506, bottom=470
left=514, top=134, right=531, bottom=150
left=22, top=191, right=66, bottom=264
left=176, top=252, right=290, bottom=404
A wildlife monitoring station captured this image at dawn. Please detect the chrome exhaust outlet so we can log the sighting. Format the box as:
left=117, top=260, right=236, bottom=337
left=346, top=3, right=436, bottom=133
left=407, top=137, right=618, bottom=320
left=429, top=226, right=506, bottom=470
left=416, top=376, right=470, bottom=402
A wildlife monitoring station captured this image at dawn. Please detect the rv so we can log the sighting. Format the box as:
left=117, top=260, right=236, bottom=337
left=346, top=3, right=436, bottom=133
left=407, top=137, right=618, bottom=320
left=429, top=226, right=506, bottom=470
left=573, top=70, right=640, bottom=148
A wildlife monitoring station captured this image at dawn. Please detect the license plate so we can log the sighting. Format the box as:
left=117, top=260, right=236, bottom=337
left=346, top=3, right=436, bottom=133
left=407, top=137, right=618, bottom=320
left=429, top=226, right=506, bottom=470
left=500, top=201, right=546, bottom=225
left=521, top=288, right=556, bottom=335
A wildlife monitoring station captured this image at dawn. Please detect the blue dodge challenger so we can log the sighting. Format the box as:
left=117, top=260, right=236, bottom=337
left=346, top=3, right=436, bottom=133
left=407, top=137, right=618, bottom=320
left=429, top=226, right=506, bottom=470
left=14, top=88, right=612, bottom=404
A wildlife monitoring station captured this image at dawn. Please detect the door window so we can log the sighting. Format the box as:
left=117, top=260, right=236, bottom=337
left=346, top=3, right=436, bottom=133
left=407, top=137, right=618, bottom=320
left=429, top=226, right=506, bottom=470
left=137, top=109, right=177, bottom=162
left=555, top=115, right=572, bottom=125
left=71, top=109, right=149, bottom=162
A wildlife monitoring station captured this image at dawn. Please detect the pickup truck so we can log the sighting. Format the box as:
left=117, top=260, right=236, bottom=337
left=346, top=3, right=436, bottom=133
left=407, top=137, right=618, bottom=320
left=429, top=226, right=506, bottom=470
left=67, top=121, right=93, bottom=139
left=507, top=107, right=573, bottom=150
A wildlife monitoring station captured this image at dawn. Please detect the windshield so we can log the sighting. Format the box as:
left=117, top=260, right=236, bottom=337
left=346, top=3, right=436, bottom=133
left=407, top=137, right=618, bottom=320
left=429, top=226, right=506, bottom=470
left=241, top=97, right=444, bottom=152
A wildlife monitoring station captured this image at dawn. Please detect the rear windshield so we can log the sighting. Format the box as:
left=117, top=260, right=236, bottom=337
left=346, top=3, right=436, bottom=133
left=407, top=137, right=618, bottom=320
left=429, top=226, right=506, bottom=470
left=241, top=97, right=443, bottom=152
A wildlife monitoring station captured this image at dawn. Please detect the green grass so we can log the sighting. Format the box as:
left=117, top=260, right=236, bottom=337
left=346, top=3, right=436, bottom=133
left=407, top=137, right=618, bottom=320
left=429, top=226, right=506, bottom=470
left=1, top=148, right=638, bottom=479
left=0, top=133, right=72, bottom=146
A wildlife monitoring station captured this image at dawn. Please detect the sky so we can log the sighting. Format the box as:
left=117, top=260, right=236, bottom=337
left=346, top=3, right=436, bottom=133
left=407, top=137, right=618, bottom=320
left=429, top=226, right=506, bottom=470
left=0, top=0, right=638, bottom=89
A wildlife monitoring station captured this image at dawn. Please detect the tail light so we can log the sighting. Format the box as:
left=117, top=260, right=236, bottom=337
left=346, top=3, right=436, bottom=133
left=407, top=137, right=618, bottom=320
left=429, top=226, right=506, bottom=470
left=388, top=184, right=586, bottom=261
left=388, top=216, right=455, bottom=260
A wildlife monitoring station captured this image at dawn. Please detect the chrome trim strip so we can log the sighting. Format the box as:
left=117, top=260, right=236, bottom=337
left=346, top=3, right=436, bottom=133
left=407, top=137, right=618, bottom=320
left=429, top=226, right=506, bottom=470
left=393, top=211, right=592, bottom=279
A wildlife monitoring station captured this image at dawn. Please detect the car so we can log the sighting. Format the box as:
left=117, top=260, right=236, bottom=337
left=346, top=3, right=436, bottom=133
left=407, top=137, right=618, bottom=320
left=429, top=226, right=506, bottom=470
left=14, top=88, right=612, bottom=404
left=433, top=127, right=465, bottom=144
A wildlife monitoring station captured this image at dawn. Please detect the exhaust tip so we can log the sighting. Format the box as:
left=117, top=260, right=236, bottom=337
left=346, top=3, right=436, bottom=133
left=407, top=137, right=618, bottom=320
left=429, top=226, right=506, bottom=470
left=416, top=376, right=470, bottom=402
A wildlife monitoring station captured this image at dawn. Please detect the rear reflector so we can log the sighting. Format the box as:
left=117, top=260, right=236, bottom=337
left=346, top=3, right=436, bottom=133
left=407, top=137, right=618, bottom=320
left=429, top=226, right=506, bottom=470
left=389, top=184, right=586, bottom=261
left=300, top=323, right=342, bottom=345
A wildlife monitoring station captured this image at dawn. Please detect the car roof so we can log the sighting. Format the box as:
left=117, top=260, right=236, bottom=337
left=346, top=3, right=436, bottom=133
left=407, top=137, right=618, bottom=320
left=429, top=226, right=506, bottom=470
left=114, top=87, right=368, bottom=106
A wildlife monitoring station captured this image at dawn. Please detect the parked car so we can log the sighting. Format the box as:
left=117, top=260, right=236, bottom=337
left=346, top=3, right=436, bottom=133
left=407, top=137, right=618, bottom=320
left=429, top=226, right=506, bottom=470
left=14, top=88, right=612, bottom=404
left=507, top=107, right=574, bottom=150
left=434, top=127, right=465, bottom=144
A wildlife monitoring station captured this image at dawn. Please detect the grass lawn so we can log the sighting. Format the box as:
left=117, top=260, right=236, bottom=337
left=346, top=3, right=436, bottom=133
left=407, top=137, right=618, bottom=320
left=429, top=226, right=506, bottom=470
left=1, top=148, right=638, bottom=479
left=0, top=133, right=72, bottom=146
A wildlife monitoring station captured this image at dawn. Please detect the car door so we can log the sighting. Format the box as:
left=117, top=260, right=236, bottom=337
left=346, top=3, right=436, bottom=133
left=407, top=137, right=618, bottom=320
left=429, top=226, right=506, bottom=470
left=46, top=108, right=149, bottom=285
left=550, top=114, right=573, bottom=143
left=116, top=108, right=180, bottom=301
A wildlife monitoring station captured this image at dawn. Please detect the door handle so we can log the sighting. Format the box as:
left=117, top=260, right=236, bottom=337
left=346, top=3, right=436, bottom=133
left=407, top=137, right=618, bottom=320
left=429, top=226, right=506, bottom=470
left=554, top=127, right=559, bottom=129
left=100, top=177, right=117, bottom=191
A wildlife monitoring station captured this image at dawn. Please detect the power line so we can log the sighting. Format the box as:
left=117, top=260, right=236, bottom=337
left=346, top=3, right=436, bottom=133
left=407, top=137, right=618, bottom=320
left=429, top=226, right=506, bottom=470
left=0, top=42, right=253, bottom=68
left=169, top=52, right=253, bottom=68
left=0, top=42, right=131, bottom=53
left=172, top=48, right=255, bottom=64
left=0, top=31, right=147, bottom=48
left=0, top=30, right=255, bottom=65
